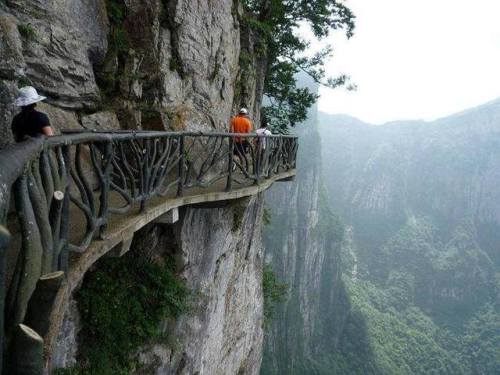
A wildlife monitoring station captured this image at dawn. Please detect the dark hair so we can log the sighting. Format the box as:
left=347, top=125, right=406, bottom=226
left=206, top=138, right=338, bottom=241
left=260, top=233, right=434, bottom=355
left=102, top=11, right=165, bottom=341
left=21, top=103, right=36, bottom=111
left=260, top=115, right=269, bottom=128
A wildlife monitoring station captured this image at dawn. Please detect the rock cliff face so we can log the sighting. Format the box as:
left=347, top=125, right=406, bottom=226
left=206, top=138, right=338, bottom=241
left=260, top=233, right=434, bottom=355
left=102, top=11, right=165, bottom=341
left=53, top=197, right=265, bottom=374
left=0, top=0, right=262, bottom=144
left=136, top=197, right=265, bottom=374
left=261, top=86, right=348, bottom=374
left=164, top=198, right=265, bottom=375
left=1, top=1, right=268, bottom=373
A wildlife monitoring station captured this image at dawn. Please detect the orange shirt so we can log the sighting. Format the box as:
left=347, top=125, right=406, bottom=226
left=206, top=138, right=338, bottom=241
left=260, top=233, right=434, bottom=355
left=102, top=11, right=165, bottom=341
left=230, top=115, right=252, bottom=141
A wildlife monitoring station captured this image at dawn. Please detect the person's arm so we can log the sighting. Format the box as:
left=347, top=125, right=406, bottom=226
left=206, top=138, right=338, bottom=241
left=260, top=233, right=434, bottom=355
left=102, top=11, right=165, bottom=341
left=230, top=118, right=234, bottom=133
left=42, top=126, right=54, bottom=137
left=39, top=113, right=54, bottom=137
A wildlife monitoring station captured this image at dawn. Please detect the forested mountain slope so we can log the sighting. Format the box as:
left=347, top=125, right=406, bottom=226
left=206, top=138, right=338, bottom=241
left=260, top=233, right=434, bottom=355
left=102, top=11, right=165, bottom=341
left=317, top=100, right=500, bottom=374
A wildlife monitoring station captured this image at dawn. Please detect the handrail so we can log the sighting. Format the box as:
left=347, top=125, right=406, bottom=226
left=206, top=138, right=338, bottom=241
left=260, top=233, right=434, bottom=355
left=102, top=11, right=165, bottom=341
left=61, top=129, right=298, bottom=138
left=0, top=130, right=298, bottom=372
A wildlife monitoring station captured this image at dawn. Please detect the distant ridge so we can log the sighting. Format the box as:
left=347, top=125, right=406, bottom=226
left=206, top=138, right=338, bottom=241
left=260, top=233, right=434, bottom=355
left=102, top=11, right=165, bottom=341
left=319, top=96, right=500, bottom=131
left=438, top=96, right=500, bottom=121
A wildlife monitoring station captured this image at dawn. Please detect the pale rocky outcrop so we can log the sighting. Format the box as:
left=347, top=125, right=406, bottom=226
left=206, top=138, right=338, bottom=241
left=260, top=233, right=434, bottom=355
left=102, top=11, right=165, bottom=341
left=81, top=111, right=121, bottom=131
left=152, top=197, right=265, bottom=375
left=0, top=0, right=261, bottom=137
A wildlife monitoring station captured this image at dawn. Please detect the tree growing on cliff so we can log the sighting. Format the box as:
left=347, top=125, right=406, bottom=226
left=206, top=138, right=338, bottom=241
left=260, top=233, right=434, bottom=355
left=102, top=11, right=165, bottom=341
left=242, top=0, right=355, bottom=131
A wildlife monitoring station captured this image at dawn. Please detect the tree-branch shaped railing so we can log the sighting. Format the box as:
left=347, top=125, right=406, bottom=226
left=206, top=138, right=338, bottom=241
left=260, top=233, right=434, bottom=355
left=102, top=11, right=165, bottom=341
left=0, top=130, right=297, bottom=374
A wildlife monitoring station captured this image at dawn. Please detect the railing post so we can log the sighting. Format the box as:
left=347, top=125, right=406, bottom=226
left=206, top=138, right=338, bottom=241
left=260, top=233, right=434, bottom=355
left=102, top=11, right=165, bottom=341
left=226, top=136, right=234, bottom=192
left=98, top=141, right=113, bottom=237
left=0, top=225, right=10, bottom=374
left=255, top=139, right=261, bottom=186
left=177, top=135, right=185, bottom=197
left=59, top=145, right=71, bottom=272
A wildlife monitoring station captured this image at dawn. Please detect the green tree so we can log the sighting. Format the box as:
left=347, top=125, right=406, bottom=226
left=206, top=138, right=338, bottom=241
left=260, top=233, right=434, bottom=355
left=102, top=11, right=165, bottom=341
left=242, top=0, right=355, bottom=131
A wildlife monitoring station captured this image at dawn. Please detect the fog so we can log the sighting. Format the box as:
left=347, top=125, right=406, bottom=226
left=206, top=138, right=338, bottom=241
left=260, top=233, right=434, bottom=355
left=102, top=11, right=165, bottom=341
left=317, top=0, right=500, bottom=124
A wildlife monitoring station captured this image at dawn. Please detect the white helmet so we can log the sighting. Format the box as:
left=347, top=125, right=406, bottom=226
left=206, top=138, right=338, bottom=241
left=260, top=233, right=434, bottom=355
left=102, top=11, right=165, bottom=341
left=239, top=108, right=248, bottom=115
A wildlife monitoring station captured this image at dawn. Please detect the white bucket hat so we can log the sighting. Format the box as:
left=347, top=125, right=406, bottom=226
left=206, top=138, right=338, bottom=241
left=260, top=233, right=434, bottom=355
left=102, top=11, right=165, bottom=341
left=14, top=86, right=46, bottom=107
left=239, top=108, right=248, bottom=115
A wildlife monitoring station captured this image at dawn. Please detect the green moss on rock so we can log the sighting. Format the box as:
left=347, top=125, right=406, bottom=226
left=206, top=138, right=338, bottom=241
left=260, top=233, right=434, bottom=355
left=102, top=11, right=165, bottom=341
left=57, top=252, right=190, bottom=374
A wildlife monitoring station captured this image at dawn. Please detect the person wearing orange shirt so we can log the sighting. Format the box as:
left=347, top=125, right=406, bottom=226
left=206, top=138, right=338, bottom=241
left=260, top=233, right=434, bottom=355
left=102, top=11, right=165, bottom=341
left=230, top=108, right=253, bottom=161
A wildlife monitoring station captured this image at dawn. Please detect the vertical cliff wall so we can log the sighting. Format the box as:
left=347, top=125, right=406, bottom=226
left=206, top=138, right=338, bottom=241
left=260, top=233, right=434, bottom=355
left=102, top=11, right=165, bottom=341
left=169, top=198, right=265, bottom=375
left=51, top=197, right=266, bottom=374
left=0, top=0, right=263, bottom=143
left=261, top=83, right=349, bottom=374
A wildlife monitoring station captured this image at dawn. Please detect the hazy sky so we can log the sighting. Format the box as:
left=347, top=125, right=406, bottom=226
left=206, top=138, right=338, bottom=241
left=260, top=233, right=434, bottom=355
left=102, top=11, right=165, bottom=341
left=317, top=0, right=500, bottom=124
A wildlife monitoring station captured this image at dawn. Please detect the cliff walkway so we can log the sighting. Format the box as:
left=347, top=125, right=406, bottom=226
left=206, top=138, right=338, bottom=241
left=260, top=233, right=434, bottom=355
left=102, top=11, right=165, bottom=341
left=0, top=130, right=297, bottom=373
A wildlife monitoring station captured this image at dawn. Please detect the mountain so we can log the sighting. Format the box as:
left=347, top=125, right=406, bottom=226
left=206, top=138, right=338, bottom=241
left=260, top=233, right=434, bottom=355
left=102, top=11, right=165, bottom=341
left=263, top=98, right=500, bottom=374
left=318, top=100, right=500, bottom=373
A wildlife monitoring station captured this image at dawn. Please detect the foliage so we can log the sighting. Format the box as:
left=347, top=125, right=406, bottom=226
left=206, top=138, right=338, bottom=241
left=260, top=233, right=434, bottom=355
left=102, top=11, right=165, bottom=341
left=282, top=214, right=499, bottom=374
left=461, top=303, right=500, bottom=374
left=17, top=76, right=32, bottom=88
left=263, top=206, right=272, bottom=226
left=333, top=279, right=468, bottom=375
left=241, top=0, right=355, bottom=131
left=17, top=23, right=37, bottom=40
left=56, top=253, right=190, bottom=374
left=263, top=263, right=288, bottom=327
left=96, top=0, right=130, bottom=96
left=107, top=0, right=126, bottom=24
left=169, top=55, right=182, bottom=74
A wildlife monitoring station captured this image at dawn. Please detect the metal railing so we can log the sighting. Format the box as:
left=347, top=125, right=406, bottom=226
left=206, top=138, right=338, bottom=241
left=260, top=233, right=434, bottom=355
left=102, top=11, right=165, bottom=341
left=0, top=130, right=298, bottom=372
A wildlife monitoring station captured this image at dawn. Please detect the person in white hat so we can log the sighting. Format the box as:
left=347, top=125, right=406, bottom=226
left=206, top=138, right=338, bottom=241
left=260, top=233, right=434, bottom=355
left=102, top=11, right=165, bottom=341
left=11, top=86, right=54, bottom=142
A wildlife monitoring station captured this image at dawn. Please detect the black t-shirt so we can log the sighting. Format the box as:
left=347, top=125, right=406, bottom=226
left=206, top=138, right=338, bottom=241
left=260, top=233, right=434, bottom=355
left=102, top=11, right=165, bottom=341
left=11, top=109, right=50, bottom=142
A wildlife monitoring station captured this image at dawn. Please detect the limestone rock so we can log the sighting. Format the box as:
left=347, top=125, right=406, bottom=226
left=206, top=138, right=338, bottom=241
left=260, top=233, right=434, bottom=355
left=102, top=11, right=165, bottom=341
left=51, top=298, right=80, bottom=370
left=1, top=1, right=269, bottom=373
left=36, top=102, right=82, bottom=134
left=5, top=0, right=108, bottom=109
left=0, top=11, right=25, bottom=80
left=0, top=80, right=18, bottom=147
left=81, top=111, right=120, bottom=131
left=130, top=197, right=265, bottom=375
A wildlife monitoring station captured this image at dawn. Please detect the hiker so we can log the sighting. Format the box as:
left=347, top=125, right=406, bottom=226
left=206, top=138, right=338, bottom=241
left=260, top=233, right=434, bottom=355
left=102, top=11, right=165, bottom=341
left=255, top=117, right=272, bottom=175
left=255, top=116, right=272, bottom=149
left=11, top=86, right=54, bottom=143
left=230, top=108, right=253, bottom=168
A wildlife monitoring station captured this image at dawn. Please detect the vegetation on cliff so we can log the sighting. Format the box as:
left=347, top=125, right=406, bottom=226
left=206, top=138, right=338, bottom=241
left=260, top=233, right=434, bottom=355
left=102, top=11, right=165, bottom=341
left=262, top=264, right=288, bottom=328
left=242, top=0, right=355, bottom=131
left=56, top=252, right=190, bottom=374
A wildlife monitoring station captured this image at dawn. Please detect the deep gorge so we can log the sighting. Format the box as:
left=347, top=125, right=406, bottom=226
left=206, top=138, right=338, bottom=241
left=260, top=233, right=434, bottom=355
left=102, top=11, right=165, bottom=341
left=262, top=92, right=500, bottom=374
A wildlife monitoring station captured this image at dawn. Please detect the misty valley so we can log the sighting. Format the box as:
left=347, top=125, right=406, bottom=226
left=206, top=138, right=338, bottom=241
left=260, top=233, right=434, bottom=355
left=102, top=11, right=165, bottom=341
left=262, top=98, right=500, bottom=374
